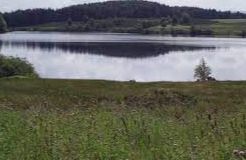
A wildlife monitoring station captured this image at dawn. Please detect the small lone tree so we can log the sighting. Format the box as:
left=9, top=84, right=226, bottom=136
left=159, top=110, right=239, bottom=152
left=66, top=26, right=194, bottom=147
left=194, top=58, right=212, bottom=81
left=67, top=17, right=72, bottom=27
left=181, top=12, right=192, bottom=24
left=171, top=15, right=179, bottom=26
left=160, top=17, right=171, bottom=28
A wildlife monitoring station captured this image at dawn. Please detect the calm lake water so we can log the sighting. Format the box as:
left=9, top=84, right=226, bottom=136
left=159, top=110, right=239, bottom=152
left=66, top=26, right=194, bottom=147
left=0, top=31, right=246, bottom=81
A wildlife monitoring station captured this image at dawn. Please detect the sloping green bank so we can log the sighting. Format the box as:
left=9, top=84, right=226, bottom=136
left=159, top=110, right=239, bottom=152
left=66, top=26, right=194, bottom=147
left=13, top=19, right=246, bottom=37
left=0, top=79, right=245, bottom=159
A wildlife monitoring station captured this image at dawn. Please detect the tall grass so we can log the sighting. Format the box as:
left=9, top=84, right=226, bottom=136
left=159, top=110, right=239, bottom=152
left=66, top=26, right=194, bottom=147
left=0, top=79, right=246, bottom=159
left=0, top=108, right=245, bottom=160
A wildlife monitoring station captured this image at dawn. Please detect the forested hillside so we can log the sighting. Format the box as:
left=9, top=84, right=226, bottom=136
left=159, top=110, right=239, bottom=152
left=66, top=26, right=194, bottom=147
left=3, top=0, right=246, bottom=27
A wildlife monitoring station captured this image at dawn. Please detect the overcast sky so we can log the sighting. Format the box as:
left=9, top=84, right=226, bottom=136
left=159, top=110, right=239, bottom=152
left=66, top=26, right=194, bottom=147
left=1, top=0, right=246, bottom=12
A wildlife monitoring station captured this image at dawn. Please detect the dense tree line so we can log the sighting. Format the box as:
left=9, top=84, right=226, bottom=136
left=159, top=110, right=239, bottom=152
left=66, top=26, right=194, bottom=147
left=3, top=0, right=246, bottom=27
left=0, top=13, right=7, bottom=32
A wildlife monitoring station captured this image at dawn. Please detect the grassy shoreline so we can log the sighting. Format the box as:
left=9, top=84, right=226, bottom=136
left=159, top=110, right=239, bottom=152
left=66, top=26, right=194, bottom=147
left=0, top=79, right=246, bottom=159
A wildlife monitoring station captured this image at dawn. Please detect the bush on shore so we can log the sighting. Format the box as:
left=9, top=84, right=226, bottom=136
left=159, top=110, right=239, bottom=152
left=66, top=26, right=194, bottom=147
left=0, top=55, right=38, bottom=78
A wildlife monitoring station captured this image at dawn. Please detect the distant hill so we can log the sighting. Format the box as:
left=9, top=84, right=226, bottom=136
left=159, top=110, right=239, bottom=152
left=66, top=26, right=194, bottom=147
left=3, top=0, right=246, bottom=27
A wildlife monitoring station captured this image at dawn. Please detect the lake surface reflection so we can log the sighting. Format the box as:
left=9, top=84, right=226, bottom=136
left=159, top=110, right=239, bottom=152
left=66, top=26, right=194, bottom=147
left=0, top=31, right=246, bottom=81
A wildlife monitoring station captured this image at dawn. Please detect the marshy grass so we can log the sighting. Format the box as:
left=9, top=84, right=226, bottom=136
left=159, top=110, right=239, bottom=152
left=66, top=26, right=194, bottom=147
left=0, top=79, right=246, bottom=159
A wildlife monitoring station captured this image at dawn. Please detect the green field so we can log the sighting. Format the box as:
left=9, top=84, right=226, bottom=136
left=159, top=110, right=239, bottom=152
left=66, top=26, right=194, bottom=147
left=209, top=19, right=246, bottom=36
left=0, top=79, right=246, bottom=159
left=13, top=18, right=246, bottom=37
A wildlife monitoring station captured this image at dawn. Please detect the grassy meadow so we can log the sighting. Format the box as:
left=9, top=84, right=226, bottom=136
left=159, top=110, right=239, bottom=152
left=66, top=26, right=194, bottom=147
left=0, top=79, right=246, bottom=159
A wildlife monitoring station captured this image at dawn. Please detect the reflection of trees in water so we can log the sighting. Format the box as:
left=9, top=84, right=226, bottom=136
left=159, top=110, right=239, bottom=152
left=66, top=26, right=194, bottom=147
left=0, top=41, right=215, bottom=58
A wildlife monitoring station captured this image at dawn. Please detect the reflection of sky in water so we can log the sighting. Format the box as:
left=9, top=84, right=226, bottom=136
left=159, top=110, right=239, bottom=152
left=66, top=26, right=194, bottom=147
left=0, top=32, right=246, bottom=82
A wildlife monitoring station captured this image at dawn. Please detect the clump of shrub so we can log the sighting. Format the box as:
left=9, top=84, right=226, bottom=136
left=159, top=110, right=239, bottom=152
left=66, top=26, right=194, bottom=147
left=0, top=55, right=38, bottom=78
left=240, top=30, right=246, bottom=38
left=190, top=26, right=214, bottom=36
left=124, top=89, right=197, bottom=108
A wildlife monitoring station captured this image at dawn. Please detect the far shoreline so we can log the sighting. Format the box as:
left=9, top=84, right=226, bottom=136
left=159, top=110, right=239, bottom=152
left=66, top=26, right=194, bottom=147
left=4, top=30, right=246, bottom=39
